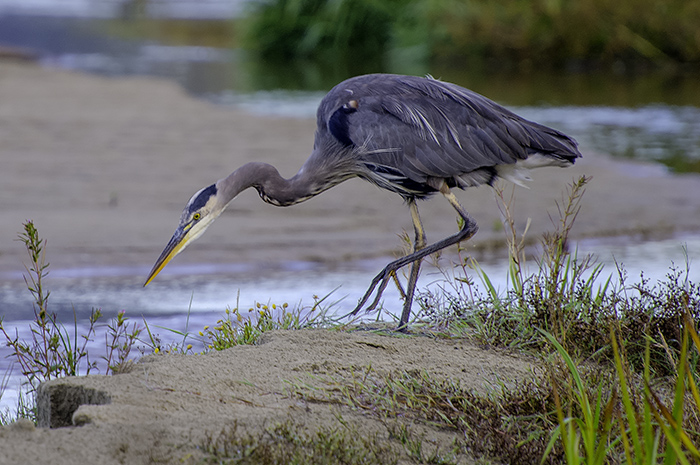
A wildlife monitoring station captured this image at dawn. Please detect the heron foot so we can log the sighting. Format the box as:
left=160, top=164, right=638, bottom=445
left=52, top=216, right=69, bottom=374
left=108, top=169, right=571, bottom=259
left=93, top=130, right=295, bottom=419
left=352, top=263, right=400, bottom=315
left=351, top=220, right=478, bottom=326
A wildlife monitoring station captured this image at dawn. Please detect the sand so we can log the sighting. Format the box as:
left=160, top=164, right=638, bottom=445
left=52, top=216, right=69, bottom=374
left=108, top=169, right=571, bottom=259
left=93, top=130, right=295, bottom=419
left=1, top=329, right=538, bottom=464
left=1, top=60, right=700, bottom=463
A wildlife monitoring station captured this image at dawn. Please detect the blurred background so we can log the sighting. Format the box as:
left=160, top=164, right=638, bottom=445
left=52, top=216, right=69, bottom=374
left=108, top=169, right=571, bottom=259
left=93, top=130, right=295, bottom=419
left=1, top=0, right=700, bottom=408
left=1, top=0, right=700, bottom=168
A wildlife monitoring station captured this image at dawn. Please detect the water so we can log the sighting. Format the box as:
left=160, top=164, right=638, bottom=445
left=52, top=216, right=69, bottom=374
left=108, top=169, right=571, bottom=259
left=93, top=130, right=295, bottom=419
left=2, top=235, right=699, bottom=413
left=0, top=0, right=248, bottom=19
left=1, top=10, right=700, bottom=414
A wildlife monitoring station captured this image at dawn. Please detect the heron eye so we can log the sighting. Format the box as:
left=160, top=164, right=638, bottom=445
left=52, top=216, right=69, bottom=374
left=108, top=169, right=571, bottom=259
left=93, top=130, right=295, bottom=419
left=192, top=213, right=201, bottom=221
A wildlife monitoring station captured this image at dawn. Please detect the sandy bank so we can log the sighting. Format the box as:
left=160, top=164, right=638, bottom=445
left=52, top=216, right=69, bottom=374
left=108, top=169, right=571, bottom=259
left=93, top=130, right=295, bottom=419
left=1, top=329, right=536, bottom=464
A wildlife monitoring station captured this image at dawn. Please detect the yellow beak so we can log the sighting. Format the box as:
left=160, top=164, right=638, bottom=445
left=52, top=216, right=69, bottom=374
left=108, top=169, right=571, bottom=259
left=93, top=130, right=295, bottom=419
left=143, top=225, right=191, bottom=286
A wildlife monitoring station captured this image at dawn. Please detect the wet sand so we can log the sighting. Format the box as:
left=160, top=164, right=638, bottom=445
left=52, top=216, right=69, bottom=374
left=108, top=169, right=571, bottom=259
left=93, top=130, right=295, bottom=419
left=1, top=61, right=700, bottom=463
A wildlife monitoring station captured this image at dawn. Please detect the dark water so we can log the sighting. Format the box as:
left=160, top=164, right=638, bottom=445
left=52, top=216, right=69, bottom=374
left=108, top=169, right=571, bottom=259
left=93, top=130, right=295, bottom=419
left=1, top=12, right=700, bottom=412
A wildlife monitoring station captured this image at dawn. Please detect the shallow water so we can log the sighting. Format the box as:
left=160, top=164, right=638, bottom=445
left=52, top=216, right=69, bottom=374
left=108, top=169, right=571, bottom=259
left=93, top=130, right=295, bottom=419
left=2, top=235, right=699, bottom=412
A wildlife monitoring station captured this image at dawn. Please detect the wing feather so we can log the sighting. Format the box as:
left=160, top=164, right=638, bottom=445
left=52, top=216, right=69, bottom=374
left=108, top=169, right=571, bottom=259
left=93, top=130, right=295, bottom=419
left=317, top=74, right=580, bottom=194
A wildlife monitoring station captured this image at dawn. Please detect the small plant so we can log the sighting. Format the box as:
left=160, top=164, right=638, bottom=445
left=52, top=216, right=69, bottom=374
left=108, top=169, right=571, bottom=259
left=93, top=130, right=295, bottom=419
left=541, top=313, right=700, bottom=465
left=201, top=418, right=399, bottom=464
left=201, top=293, right=335, bottom=351
left=0, top=222, right=100, bottom=396
left=541, top=328, right=618, bottom=465
left=103, top=310, right=142, bottom=374
left=0, top=221, right=143, bottom=422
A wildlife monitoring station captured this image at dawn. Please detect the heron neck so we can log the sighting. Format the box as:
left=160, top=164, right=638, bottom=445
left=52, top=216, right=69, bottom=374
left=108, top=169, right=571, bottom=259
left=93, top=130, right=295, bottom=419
left=220, top=162, right=319, bottom=207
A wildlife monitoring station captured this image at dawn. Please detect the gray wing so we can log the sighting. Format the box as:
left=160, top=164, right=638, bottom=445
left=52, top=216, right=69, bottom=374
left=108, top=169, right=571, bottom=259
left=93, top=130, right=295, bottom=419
left=319, top=74, right=579, bottom=190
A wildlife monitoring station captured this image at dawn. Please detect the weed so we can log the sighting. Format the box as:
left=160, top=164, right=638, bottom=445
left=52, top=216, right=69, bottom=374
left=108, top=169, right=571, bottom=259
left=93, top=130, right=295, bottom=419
left=0, top=222, right=100, bottom=395
left=0, top=221, right=142, bottom=422
left=103, top=310, right=142, bottom=374
left=200, top=293, right=336, bottom=351
left=200, top=418, right=399, bottom=464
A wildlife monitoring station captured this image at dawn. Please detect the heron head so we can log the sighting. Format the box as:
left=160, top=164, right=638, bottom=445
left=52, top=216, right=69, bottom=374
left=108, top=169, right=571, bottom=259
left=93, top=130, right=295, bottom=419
left=144, top=183, right=225, bottom=286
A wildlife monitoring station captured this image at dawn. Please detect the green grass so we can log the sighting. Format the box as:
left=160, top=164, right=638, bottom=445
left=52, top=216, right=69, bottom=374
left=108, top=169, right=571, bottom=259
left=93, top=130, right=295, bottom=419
left=199, top=418, right=400, bottom=465
left=198, top=294, right=338, bottom=351
left=100, top=0, right=700, bottom=74
left=288, top=365, right=559, bottom=463
left=241, top=0, right=700, bottom=72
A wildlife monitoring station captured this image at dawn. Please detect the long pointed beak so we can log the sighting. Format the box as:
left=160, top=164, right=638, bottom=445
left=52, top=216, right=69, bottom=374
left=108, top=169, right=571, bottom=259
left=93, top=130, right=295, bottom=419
left=144, top=226, right=189, bottom=286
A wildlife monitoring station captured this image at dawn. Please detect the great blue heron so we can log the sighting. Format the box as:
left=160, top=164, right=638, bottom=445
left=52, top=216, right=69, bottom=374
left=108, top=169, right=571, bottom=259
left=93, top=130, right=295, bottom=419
left=144, top=73, right=581, bottom=328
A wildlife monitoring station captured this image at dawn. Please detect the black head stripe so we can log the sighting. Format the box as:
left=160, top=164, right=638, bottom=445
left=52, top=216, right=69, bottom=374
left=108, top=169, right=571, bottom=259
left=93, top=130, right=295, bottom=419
left=190, top=184, right=217, bottom=212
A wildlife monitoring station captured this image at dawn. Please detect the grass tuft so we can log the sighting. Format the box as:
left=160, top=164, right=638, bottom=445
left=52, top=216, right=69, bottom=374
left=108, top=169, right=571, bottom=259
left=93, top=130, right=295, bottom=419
left=289, top=365, right=560, bottom=464
left=200, top=418, right=399, bottom=465
left=200, top=293, right=337, bottom=351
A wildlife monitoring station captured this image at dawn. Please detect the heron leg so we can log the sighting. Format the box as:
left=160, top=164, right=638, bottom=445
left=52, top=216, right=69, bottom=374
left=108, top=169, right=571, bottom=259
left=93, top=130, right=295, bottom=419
left=353, top=184, right=479, bottom=327
left=363, top=200, right=424, bottom=314
left=398, top=201, right=427, bottom=330
left=390, top=271, right=407, bottom=300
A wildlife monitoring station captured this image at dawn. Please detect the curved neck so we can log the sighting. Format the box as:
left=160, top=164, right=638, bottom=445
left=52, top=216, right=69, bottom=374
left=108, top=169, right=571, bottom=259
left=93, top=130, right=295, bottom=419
left=218, top=162, right=320, bottom=207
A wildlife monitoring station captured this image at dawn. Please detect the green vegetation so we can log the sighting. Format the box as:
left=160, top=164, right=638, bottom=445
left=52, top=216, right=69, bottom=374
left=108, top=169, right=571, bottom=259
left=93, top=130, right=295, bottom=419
left=102, top=0, right=700, bottom=91
left=240, top=0, right=399, bottom=79
left=241, top=0, right=700, bottom=73
left=2, top=179, right=700, bottom=464
left=0, top=222, right=141, bottom=420
left=201, top=419, right=398, bottom=464
left=418, top=178, right=699, bottom=377
left=199, top=295, right=335, bottom=350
